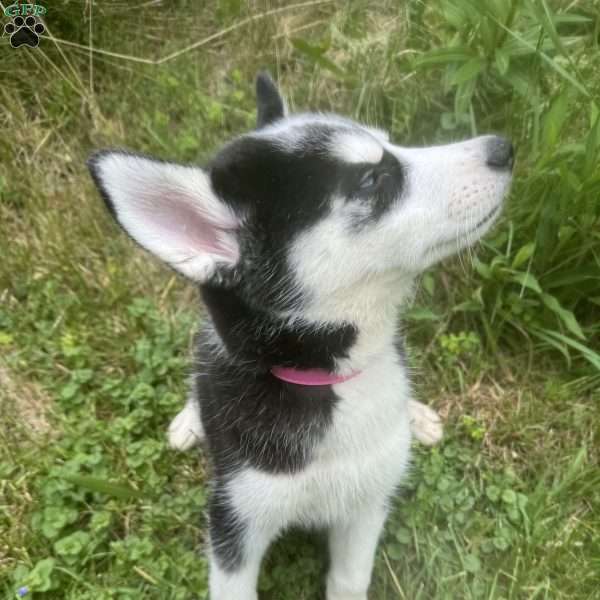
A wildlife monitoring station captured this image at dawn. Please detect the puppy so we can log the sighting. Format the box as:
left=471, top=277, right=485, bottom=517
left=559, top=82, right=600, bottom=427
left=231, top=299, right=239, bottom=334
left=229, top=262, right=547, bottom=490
left=88, top=72, right=512, bottom=600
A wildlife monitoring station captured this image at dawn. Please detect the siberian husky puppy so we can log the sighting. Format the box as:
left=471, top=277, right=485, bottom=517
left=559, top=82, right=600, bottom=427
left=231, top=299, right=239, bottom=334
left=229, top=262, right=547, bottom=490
left=88, top=72, right=512, bottom=600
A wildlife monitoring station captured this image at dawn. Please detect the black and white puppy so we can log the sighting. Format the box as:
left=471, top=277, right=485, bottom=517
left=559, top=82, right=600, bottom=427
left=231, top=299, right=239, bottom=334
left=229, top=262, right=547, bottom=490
left=88, top=73, right=513, bottom=600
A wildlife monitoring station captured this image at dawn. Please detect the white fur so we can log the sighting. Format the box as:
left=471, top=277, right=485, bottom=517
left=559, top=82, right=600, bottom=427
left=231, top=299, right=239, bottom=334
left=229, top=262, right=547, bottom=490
left=255, top=112, right=374, bottom=154
left=326, top=503, right=388, bottom=600
left=363, top=126, right=390, bottom=143
left=209, top=520, right=276, bottom=600
left=330, top=130, right=384, bottom=164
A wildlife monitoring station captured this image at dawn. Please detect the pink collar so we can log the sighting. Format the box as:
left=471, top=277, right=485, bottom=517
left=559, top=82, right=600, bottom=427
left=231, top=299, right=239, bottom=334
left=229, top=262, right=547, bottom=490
left=270, top=366, right=361, bottom=386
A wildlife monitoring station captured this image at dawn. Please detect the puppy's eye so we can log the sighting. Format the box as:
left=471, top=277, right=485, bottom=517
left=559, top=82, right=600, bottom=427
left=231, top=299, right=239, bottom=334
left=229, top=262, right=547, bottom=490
left=358, top=169, right=378, bottom=191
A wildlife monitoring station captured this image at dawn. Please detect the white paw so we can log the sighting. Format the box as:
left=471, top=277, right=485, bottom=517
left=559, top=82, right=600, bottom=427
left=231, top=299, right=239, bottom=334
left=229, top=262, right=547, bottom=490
left=408, top=399, right=443, bottom=446
left=326, top=575, right=368, bottom=600
left=167, top=401, right=205, bottom=450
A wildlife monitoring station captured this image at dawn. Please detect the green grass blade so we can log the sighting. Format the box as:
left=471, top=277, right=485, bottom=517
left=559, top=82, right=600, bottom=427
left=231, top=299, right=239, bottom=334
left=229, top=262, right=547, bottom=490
left=63, top=474, right=145, bottom=500
left=492, top=18, right=590, bottom=97
left=533, top=328, right=600, bottom=371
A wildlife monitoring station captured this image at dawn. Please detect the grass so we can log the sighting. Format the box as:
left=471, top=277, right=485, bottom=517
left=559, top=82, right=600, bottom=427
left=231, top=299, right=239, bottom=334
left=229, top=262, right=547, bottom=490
left=1, top=0, right=599, bottom=598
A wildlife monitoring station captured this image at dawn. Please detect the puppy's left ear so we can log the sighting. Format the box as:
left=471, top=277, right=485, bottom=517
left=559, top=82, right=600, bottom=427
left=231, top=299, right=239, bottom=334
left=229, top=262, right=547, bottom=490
left=256, top=71, right=286, bottom=128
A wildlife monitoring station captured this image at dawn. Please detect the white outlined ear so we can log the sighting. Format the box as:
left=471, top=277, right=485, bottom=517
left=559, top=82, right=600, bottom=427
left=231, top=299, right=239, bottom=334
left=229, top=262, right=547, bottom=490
left=88, top=151, right=240, bottom=282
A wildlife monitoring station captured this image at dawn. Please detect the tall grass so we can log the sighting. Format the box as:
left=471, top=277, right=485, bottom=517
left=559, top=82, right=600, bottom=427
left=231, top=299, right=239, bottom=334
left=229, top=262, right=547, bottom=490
left=405, top=0, right=600, bottom=376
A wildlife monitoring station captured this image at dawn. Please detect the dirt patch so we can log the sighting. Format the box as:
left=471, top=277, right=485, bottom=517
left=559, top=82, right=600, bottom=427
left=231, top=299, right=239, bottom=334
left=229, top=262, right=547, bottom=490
left=0, top=365, right=53, bottom=438
left=435, top=378, right=520, bottom=426
left=432, top=377, right=528, bottom=461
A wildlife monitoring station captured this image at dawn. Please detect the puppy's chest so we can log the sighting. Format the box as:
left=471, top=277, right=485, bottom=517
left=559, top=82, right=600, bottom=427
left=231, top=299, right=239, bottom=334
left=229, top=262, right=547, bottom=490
left=318, top=356, right=411, bottom=458
left=228, top=357, right=413, bottom=525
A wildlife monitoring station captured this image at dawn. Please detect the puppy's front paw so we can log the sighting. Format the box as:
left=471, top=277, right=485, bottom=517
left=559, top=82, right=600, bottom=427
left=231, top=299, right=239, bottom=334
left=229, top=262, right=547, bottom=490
left=168, top=402, right=204, bottom=450
left=326, top=587, right=367, bottom=600
left=408, top=399, right=443, bottom=446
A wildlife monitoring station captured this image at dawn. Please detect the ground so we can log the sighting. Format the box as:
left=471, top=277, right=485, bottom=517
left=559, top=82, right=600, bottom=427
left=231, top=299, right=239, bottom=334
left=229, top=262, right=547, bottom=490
left=1, top=1, right=599, bottom=599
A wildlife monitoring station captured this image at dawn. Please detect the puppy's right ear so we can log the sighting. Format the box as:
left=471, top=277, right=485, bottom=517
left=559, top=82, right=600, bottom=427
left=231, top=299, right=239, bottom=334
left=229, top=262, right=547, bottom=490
left=88, top=151, right=240, bottom=282
left=256, top=71, right=287, bottom=128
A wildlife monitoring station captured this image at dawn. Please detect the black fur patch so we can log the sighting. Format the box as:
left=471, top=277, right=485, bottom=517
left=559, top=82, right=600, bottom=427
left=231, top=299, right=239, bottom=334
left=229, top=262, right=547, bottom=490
left=208, top=483, right=248, bottom=571
left=345, top=150, right=406, bottom=227
left=196, top=286, right=357, bottom=474
left=256, top=71, right=285, bottom=128
left=201, top=284, right=357, bottom=371
left=87, top=149, right=123, bottom=220
left=210, top=133, right=339, bottom=309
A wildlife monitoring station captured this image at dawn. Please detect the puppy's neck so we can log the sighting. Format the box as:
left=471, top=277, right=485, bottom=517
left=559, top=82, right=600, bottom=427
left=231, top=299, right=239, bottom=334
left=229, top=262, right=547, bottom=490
left=298, top=270, right=416, bottom=373
left=201, top=271, right=415, bottom=375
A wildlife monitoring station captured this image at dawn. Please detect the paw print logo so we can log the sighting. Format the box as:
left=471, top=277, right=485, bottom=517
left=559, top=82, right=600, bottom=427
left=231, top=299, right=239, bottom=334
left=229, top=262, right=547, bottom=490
left=4, top=15, right=45, bottom=48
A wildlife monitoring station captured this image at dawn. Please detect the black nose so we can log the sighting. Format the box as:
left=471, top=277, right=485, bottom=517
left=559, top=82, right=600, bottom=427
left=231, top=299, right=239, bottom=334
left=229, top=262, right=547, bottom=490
left=486, top=136, right=514, bottom=170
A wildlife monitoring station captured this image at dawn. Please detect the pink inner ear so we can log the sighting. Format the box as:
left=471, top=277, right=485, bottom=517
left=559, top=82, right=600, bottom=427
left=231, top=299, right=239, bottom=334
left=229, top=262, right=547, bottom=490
left=140, top=188, right=239, bottom=263
left=169, top=194, right=237, bottom=259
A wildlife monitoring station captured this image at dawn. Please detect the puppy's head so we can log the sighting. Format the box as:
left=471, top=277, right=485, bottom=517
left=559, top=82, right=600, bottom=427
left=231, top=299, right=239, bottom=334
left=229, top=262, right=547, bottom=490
left=89, top=73, right=512, bottom=320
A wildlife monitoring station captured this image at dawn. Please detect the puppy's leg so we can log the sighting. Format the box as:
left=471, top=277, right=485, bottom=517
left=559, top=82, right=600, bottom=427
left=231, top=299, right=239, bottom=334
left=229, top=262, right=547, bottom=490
left=168, top=392, right=204, bottom=450
left=408, top=399, right=443, bottom=446
left=208, top=491, right=277, bottom=600
left=326, top=503, right=387, bottom=600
